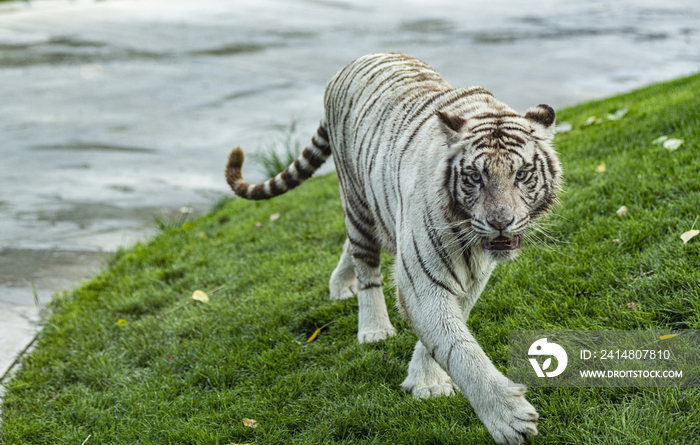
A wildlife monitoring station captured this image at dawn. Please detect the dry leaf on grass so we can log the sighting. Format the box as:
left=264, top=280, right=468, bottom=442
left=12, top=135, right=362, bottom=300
left=595, top=162, right=606, bottom=172
left=306, top=320, right=335, bottom=342
left=681, top=215, right=700, bottom=244
left=192, top=290, right=209, bottom=303
left=585, top=116, right=603, bottom=126
left=652, top=135, right=669, bottom=145
left=607, top=108, right=628, bottom=120
left=616, top=206, right=628, bottom=217
left=255, top=222, right=263, bottom=229
left=663, top=139, right=684, bottom=151
left=243, top=418, right=259, bottom=428
left=626, top=302, right=637, bottom=311
left=307, top=328, right=321, bottom=343
left=554, top=122, right=572, bottom=133
left=659, top=334, right=680, bottom=340
left=269, top=213, right=280, bottom=221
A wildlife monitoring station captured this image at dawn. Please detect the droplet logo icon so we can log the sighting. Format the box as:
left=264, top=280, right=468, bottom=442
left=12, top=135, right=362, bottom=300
left=528, top=338, right=568, bottom=378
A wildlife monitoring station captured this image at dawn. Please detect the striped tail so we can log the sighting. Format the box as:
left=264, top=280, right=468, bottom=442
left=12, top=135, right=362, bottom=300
left=225, top=124, right=332, bottom=200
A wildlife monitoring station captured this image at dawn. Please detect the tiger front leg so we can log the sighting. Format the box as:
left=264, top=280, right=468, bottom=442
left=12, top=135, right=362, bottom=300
left=401, top=340, right=458, bottom=398
left=396, top=261, right=538, bottom=445
left=347, top=239, right=396, bottom=343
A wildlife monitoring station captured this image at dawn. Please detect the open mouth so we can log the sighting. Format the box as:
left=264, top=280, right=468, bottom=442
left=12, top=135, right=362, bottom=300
left=482, top=236, right=521, bottom=251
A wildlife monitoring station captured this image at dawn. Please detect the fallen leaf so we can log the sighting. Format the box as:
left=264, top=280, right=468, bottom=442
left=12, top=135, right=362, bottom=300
left=616, top=206, right=628, bottom=217
left=179, top=206, right=192, bottom=214
left=652, top=135, right=669, bottom=145
left=192, top=290, right=210, bottom=303
left=198, top=232, right=207, bottom=239
left=554, top=122, right=572, bottom=133
left=595, top=162, right=606, bottom=172
left=243, top=418, right=259, bottom=428
left=659, top=334, right=680, bottom=341
left=269, top=213, right=280, bottom=221
left=681, top=230, right=700, bottom=244
left=626, top=302, right=637, bottom=311
left=607, top=108, right=628, bottom=120
left=585, top=116, right=603, bottom=126
left=183, top=223, right=193, bottom=229
left=255, top=222, right=263, bottom=229
left=613, top=239, right=621, bottom=243
left=382, top=352, right=395, bottom=364
left=681, top=215, right=700, bottom=244
left=117, top=319, right=128, bottom=326
left=307, top=328, right=321, bottom=343
left=663, top=139, right=684, bottom=151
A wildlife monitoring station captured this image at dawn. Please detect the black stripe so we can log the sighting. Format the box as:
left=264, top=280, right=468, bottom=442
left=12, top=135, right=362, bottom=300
left=280, top=168, right=300, bottom=189
left=302, top=146, right=327, bottom=169
left=352, top=252, right=381, bottom=269
left=269, top=177, right=285, bottom=196
left=412, top=236, right=451, bottom=292
left=249, top=183, right=268, bottom=200
left=346, top=210, right=376, bottom=245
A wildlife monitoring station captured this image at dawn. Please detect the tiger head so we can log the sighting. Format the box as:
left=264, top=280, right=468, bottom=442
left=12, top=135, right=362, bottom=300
left=437, top=104, right=562, bottom=261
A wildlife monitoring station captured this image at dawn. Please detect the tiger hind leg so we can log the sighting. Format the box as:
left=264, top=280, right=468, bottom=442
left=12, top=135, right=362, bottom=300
left=401, top=340, right=458, bottom=398
left=329, top=239, right=357, bottom=300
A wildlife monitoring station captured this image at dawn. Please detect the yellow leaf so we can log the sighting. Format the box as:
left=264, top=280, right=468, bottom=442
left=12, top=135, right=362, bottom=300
left=659, top=334, right=680, bottom=340
left=681, top=230, right=700, bottom=244
left=198, top=232, right=207, bottom=239
left=117, top=319, right=128, bottom=326
left=595, top=162, right=606, bottom=172
left=307, top=328, right=322, bottom=343
left=192, top=290, right=209, bottom=303
left=183, top=223, right=193, bottom=229
left=616, top=206, right=628, bottom=217
left=585, top=116, right=603, bottom=126
left=242, top=418, right=259, bottom=428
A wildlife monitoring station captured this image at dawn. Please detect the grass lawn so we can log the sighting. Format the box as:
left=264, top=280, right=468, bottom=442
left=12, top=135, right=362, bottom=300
left=2, top=73, right=700, bottom=444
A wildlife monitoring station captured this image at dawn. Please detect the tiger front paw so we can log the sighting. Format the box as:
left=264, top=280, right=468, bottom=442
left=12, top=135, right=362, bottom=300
left=479, top=384, right=538, bottom=445
left=357, top=325, right=396, bottom=343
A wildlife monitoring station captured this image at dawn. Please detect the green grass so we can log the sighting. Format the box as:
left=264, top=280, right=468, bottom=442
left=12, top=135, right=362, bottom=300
left=2, top=73, right=700, bottom=444
left=250, top=121, right=304, bottom=179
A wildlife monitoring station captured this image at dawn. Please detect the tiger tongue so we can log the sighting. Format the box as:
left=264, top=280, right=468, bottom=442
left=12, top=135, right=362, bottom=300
left=483, top=236, right=521, bottom=251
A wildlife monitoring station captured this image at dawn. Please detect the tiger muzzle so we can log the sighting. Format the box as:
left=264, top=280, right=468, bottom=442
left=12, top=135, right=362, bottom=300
left=483, top=235, right=521, bottom=251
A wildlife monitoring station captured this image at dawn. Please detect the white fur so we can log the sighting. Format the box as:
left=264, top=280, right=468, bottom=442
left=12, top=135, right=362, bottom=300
left=321, top=53, right=560, bottom=444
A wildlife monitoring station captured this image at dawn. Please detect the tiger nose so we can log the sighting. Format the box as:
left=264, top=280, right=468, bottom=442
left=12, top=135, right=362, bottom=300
left=487, top=218, right=514, bottom=231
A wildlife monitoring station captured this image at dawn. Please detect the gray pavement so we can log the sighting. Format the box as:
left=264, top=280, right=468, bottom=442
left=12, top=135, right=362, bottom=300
left=1, top=0, right=699, bottom=378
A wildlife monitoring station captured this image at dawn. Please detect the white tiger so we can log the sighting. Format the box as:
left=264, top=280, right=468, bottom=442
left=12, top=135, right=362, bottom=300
left=225, top=52, right=562, bottom=445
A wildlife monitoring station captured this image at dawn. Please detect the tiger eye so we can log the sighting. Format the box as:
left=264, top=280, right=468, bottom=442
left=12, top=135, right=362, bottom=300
left=470, top=172, right=482, bottom=182
left=516, top=171, right=526, bottom=180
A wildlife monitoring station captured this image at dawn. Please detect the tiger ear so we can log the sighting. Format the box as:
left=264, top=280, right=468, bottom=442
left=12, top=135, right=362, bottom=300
left=436, top=110, right=466, bottom=143
left=525, top=104, right=556, bottom=139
